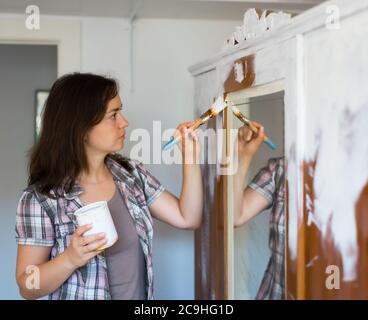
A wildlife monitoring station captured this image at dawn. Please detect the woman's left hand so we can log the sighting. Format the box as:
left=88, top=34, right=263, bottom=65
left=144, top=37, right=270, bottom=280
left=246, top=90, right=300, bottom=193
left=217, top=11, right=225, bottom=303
left=237, top=121, right=264, bottom=162
left=175, top=121, right=200, bottom=164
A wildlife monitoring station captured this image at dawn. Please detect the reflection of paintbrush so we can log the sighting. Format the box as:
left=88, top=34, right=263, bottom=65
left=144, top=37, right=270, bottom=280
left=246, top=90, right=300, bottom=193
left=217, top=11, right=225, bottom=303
left=163, top=96, right=227, bottom=151
left=231, top=105, right=277, bottom=150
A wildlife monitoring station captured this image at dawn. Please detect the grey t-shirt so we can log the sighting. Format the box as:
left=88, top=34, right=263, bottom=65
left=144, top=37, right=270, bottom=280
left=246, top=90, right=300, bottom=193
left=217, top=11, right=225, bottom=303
left=105, top=186, right=146, bottom=300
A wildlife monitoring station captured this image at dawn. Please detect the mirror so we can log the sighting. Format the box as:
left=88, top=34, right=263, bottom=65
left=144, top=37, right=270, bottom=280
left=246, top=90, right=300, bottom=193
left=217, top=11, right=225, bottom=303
left=230, top=90, right=285, bottom=299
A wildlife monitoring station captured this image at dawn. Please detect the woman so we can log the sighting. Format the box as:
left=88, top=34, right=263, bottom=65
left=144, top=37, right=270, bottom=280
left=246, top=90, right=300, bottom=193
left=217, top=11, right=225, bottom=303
left=234, top=123, right=285, bottom=300
left=15, top=73, right=203, bottom=300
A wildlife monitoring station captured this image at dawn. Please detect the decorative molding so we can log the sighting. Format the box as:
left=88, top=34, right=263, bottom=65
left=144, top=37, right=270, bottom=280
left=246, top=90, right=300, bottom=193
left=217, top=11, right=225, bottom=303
left=189, top=0, right=368, bottom=77
left=222, top=8, right=292, bottom=51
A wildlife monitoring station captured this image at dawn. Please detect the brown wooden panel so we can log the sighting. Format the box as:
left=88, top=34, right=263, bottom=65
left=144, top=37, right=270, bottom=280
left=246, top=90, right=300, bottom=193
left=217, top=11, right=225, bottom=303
left=224, top=55, right=255, bottom=94
left=295, top=161, right=368, bottom=299
left=285, top=177, right=298, bottom=299
left=195, top=117, right=227, bottom=299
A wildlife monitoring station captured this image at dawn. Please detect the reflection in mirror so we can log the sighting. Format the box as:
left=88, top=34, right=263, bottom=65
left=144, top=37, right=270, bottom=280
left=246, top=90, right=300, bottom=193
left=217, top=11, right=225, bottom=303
left=232, top=91, right=285, bottom=299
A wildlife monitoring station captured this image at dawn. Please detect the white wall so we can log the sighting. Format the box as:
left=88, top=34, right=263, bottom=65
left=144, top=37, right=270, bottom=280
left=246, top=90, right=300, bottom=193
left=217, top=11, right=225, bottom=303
left=0, top=14, right=238, bottom=299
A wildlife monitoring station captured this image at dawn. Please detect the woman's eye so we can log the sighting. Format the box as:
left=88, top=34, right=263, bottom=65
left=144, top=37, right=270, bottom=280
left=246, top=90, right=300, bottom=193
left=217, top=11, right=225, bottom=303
left=111, top=113, right=117, bottom=120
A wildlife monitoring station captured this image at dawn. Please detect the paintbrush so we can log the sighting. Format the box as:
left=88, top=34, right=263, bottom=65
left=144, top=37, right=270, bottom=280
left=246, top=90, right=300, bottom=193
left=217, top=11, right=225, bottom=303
left=231, top=104, right=277, bottom=150
left=163, top=96, right=227, bottom=151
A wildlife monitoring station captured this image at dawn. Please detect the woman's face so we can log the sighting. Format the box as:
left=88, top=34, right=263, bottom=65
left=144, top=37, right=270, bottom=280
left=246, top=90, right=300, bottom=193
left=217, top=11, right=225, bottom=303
left=84, top=95, right=129, bottom=155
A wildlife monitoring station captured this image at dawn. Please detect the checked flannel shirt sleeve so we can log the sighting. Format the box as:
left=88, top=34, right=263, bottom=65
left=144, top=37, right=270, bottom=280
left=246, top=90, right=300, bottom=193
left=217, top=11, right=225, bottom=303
left=248, top=158, right=280, bottom=209
left=15, top=190, right=55, bottom=247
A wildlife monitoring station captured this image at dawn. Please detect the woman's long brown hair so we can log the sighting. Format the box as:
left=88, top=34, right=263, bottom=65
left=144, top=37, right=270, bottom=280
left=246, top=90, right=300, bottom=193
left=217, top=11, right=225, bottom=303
left=28, top=73, right=132, bottom=199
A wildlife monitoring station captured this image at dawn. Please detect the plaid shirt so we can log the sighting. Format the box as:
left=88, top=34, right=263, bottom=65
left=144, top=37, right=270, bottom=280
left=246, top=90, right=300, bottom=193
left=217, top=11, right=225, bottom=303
left=15, top=156, right=164, bottom=300
left=248, top=157, right=285, bottom=300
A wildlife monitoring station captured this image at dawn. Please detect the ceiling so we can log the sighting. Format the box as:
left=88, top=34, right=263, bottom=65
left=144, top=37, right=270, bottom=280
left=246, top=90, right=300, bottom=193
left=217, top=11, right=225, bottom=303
left=0, top=0, right=325, bottom=20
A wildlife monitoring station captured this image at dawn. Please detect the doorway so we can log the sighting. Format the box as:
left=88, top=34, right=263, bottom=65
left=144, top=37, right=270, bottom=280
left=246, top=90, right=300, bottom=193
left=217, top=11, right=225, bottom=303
left=0, top=44, right=57, bottom=299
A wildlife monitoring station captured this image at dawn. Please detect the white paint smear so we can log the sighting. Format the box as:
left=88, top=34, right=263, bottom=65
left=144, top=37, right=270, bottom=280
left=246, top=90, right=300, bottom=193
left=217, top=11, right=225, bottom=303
left=304, top=15, right=368, bottom=281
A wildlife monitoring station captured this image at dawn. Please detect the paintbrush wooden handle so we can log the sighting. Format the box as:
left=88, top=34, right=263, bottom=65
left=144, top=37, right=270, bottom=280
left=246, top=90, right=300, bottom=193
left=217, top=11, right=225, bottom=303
left=246, top=121, right=276, bottom=149
left=191, top=118, right=204, bottom=130
left=176, top=118, right=203, bottom=139
left=231, top=106, right=277, bottom=150
left=246, top=121, right=271, bottom=142
left=163, top=118, right=203, bottom=151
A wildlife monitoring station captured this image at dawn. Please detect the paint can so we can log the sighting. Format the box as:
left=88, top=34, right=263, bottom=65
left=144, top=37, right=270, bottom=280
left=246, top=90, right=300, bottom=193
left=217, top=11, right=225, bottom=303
left=74, top=201, right=118, bottom=251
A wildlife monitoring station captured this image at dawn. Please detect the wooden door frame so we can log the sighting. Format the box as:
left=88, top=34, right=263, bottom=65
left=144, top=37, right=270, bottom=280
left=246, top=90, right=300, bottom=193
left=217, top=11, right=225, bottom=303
left=0, top=13, right=81, bottom=76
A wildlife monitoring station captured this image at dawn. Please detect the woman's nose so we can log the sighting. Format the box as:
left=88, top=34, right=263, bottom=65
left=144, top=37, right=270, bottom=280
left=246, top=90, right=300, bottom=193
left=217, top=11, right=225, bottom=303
left=118, top=114, right=129, bottom=128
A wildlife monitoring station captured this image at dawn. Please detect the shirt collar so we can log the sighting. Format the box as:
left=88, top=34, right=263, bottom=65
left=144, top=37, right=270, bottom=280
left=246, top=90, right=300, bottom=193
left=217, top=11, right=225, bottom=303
left=64, top=155, right=135, bottom=200
left=63, top=182, right=83, bottom=200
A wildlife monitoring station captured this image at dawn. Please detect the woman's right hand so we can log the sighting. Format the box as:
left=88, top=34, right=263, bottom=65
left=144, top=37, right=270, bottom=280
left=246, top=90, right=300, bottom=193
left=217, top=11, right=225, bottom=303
left=64, top=224, right=107, bottom=269
left=175, top=121, right=200, bottom=164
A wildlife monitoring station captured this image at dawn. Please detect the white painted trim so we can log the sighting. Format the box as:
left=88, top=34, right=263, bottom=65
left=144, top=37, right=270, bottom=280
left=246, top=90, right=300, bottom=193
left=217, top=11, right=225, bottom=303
left=225, top=80, right=284, bottom=103
left=0, top=14, right=81, bottom=76
left=295, top=33, right=305, bottom=228
left=226, top=104, right=235, bottom=300
left=189, top=0, right=368, bottom=76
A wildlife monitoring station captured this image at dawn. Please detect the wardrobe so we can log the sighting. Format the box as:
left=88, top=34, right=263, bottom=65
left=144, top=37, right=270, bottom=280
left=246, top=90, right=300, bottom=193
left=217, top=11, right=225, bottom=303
left=189, top=0, right=368, bottom=299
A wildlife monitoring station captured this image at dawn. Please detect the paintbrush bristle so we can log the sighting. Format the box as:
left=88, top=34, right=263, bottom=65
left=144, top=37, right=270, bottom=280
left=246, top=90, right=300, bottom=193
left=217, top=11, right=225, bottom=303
left=212, top=96, right=227, bottom=114
left=231, top=105, right=241, bottom=115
